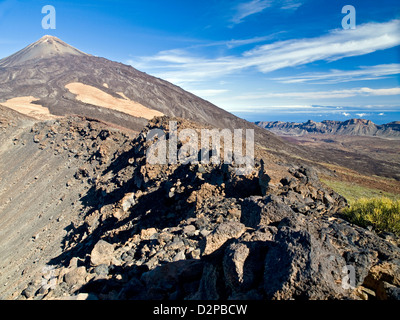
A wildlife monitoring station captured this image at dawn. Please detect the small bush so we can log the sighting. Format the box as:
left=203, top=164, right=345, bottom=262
left=342, top=197, right=400, bottom=235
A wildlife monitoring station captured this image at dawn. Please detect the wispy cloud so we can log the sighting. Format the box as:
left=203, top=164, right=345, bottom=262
left=230, top=0, right=302, bottom=25
left=235, top=87, right=400, bottom=100
left=226, top=104, right=399, bottom=115
left=228, top=104, right=319, bottom=113
left=188, top=34, right=281, bottom=50
left=130, top=51, right=242, bottom=85
left=359, top=87, right=400, bottom=96
left=243, top=19, right=400, bottom=73
left=188, top=89, right=229, bottom=97
left=273, top=64, right=400, bottom=84
left=130, top=20, right=400, bottom=86
left=280, top=1, right=302, bottom=10
left=231, top=0, right=271, bottom=25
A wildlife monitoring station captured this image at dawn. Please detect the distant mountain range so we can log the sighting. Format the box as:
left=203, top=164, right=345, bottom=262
left=256, top=118, right=400, bottom=138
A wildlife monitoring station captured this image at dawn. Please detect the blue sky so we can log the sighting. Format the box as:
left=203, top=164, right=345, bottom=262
left=0, top=0, right=399, bottom=124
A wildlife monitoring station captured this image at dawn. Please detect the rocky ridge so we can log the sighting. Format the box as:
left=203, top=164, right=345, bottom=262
left=256, top=119, right=400, bottom=138
left=15, top=116, right=400, bottom=300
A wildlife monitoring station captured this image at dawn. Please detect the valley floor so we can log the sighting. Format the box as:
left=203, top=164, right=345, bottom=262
left=277, top=134, right=400, bottom=201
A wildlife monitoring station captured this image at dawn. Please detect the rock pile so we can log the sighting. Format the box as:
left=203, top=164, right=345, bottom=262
left=19, top=117, right=400, bottom=300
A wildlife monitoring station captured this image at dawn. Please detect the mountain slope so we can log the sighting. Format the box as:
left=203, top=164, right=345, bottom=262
left=0, top=106, right=135, bottom=299
left=256, top=119, right=400, bottom=138
left=0, top=35, right=290, bottom=157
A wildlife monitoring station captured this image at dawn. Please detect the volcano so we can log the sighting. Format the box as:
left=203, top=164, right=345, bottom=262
left=0, top=35, right=282, bottom=142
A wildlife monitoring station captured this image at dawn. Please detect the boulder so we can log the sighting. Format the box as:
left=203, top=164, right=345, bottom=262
left=64, top=266, right=87, bottom=287
left=223, top=242, right=249, bottom=291
left=183, top=225, right=196, bottom=236
left=140, top=228, right=158, bottom=240
left=94, top=264, right=109, bottom=277
left=363, top=260, right=400, bottom=299
left=263, top=216, right=347, bottom=299
left=120, top=193, right=136, bottom=212
left=241, top=195, right=295, bottom=228
left=90, top=240, right=114, bottom=266
left=223, top=233, right=270, bottom=296
left=202, top=221, right=246, bottom=256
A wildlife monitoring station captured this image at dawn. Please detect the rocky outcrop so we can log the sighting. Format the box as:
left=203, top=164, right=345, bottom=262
left=17, top=117, right=400, bottom=300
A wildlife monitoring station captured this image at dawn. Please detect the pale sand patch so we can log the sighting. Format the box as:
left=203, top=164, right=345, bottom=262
left=65, top=83, right=164, bottom=120
left=103, top=83, right=109, bottom=88
left=116, top=92, right=129, bottom=100
left=1, top=96, right=58, bottom=120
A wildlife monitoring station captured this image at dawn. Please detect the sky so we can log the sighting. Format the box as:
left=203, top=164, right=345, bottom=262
left=0, top=0, right=399, bottom=124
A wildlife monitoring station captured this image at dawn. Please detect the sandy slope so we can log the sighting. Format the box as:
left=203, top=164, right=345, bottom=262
left=65, top=82, right=164, bottom=120
left=1, top=97, right=59, bottom=120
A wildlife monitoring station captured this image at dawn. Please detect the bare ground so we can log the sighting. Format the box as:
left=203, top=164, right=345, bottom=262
left=279, top=134, right=400, bottom=194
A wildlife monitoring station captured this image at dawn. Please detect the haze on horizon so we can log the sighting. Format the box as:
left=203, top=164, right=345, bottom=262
left=0, top=0, right=399, bottom=124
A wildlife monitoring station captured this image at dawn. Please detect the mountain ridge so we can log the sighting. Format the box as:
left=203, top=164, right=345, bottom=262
left=256, top=118, right=400, bottom=138
left=0, top=36, right=299, bottom=159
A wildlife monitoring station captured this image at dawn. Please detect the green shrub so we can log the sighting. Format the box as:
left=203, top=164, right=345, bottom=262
left=342, top=197, right=400, bottom=235
left=320, top=179, right=399, bottom=204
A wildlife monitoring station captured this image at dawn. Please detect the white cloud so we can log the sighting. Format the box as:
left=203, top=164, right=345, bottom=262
left=235, top=87, right=400, bottom=100
left=280, top=2, right=302, bottom=10
left=220, top=102, right=399, bottom=115
left=188, top=89, right=229, bottom=97
left=359, top=87, right=400, bottom=96
left=226, top=104, right=319, bottom=113
left=225, top=35, right=278, bottom=48
left=187, top=34, right=281, bottom=50
left=243, top=19, right=400, bottom=73
left=356, top=113, right=368, bottom=118
left=273, top=64, right=400, bottom=84
left=378, top=113, right=385, bottom=116
left=231, top=0, right=271, bottom=25
left=131, top=20, right=400, bottom=86
left=230, top=0, right=303, bottom=25
left=138, top=49, right=197, bottom=64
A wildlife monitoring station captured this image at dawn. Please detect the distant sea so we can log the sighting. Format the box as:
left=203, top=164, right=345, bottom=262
left=233, top=111, right=400, bottom=125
